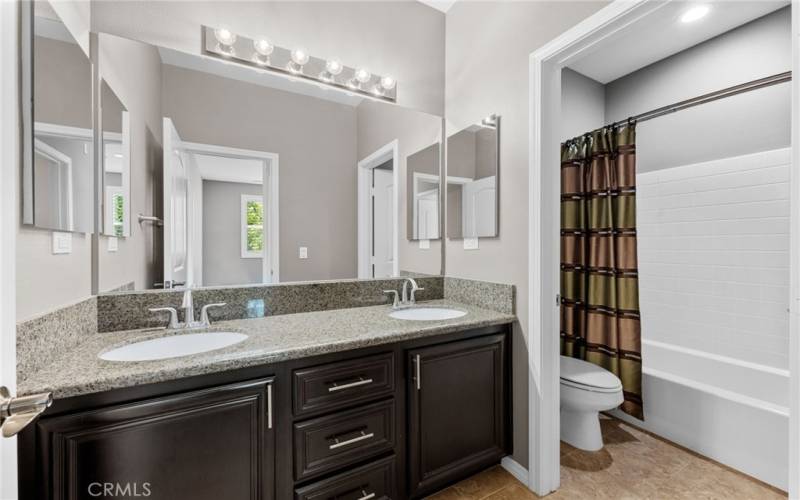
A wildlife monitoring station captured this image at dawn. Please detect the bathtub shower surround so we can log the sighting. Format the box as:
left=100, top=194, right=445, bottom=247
left=560, top=123, right=643, bottom=420
left=611, top=147, right=792, bottom=490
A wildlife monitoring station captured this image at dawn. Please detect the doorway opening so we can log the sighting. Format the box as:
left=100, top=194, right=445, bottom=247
left=528, top=1, right=798, bottom=497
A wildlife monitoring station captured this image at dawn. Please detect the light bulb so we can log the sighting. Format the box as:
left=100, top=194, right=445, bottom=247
left=253, top=38, right=274, bottom=56
left=326, top=58, right=343, bottom=76
left=379, top=75, right=396, bottom=90
left=680, top=5, right=710, bottom=23
left=372, top=85, right=385, bottom=97
left=291, top=47, right=310, bottom=66
left=214, top=28, right=236, bottom=47
left=354, top=67, right=371, bottom=84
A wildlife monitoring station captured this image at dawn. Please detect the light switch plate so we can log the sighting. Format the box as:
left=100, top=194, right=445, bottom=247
left=107, top=236, right=118, bottom=252
left=51, top=231, right=72, bottom=254
left=299, top=246, right=308, bottom=259
left=419, top=239, right=430, bottom=249
left=463, top=237, right=479, bottom=250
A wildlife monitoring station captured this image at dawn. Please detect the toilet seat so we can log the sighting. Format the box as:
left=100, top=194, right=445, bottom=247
left=560, top=356, right=623, bottom=393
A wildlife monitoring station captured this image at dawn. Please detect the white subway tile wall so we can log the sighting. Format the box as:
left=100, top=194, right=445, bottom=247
left=636, top=148, right=791, bottom=370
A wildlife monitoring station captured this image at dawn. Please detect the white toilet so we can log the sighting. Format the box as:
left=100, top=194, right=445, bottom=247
left=560, top=355, right=624, bottom=451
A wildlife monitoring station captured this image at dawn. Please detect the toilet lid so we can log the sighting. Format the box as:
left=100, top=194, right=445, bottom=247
left=560, top=356, right=623, bottom=392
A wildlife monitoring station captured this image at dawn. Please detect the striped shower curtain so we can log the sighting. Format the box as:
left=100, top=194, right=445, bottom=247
left=560, top=123, right=644, bottom=420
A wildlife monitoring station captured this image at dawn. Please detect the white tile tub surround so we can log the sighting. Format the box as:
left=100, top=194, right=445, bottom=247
left=613, top=148, right=791, bottom=490
left=636, top=148, right=791, bottom=370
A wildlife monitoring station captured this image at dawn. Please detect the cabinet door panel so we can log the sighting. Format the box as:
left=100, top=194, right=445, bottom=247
left=37, top=378, right=275, bottom=500
left=407, top=334, right=508, bottom=498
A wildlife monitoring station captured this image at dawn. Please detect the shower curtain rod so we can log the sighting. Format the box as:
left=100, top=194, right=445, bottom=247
left=611, top=71, right=792, bottom=128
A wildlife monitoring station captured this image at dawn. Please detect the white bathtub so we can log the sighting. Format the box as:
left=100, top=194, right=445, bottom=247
left=610, top=339, right=789, bottom=491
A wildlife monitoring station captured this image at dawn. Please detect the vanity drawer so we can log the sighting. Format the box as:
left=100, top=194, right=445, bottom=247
left=294, top=455, right=395, bottom=500
left=293, top=352, right=395, bottom=416
left=293, top=399, right=395, bottom=481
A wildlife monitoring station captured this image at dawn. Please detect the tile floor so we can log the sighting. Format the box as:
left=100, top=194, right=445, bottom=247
left=427, top=415, right=786, bottom=499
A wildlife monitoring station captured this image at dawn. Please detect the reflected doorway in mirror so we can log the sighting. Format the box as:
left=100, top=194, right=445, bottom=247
left=357, top=140, right=399, bottom=279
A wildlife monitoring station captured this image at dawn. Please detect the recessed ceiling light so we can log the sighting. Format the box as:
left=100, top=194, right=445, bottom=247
left=681, top=5, right=710, bottom=23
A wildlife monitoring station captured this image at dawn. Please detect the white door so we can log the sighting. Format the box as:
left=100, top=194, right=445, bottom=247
left=416, top=188, right=439, bottom=240
left=463, top=175, right=496, bottom=237
left=163, top=118, right=189, bottom=288
left=372, top=167, right=394, bottom=278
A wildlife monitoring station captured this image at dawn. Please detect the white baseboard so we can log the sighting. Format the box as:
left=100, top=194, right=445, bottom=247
left=501, top=456, right=529, bottom=485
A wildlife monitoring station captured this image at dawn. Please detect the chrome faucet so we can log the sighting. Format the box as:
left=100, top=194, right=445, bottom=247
left=149, top=288, right=226, bottom=329
left=384, top=278, right=425, bottom=309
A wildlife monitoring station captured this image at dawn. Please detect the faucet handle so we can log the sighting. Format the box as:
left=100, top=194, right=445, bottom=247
left=200, top=303, right=226, bottom=326
left=149, top=307, right=179, bottom=329
left=383, top=290, right=400, bottom=308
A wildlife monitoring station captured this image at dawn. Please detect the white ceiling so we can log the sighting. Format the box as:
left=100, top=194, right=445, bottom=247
left=158, top=46, right=364, bottom=107
left=568, top=1, right=789, bottom=84
left=193, top=153, right=264, bottom=185
left=417, top=0, right=458, bottom=13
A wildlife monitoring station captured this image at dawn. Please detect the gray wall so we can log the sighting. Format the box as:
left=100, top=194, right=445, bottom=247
left=445, top=0, right=609, bottom=468
left=605, top=7, right=791, bottom=173
left=561, top=67, right=606, bottom=140
left=356, top=99, right=443, bottom=276
left=162, top=64, right=358, bottom=282
left=97, top=33, right=164, bottom=293
left=91, top=0, right=445, bottom=116
left=202, top=180, right=263, bottom=286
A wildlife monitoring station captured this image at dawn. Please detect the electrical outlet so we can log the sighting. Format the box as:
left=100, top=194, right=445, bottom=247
left=463, top=237, right=479, bottom=250
left=107, top=236, right=118, bottom=252
left=299, top=246, right=308, bottom=259
left=51, top=232, right=72, bottom=254
left=418, top=239, right=430, bottom=249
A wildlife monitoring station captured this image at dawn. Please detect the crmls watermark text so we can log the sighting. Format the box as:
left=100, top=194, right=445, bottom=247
left=87, top=482, right=152, bottom=497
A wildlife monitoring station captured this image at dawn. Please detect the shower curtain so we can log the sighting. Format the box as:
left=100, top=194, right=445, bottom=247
left=560, top=122, right=643, bottom=420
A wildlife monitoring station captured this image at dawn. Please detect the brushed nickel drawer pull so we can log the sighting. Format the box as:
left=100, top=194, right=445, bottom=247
left=328, top=430, right=375, bottom=450
left=328, top=377, right=373, bottom=393
left=415, top=354, right=421, bottom=391
left=358, top=491, right=376, bottom=500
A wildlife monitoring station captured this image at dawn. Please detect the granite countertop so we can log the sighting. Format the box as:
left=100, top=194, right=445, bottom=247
left=19, top=300, right=515, bottom=400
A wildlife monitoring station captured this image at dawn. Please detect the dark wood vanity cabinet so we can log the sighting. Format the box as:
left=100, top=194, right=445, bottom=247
left=20, top=324, right=511, bottom=500
left=28, top=378, right=275, bottom=500
left=407, top=334, right=509, bottom=498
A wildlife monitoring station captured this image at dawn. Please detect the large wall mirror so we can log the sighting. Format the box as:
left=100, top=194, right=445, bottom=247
left=446, top=115, right=500, bottom=239
left=94, top=33, right=443, bottom=292
left=23, top=1, right=94, bottom=233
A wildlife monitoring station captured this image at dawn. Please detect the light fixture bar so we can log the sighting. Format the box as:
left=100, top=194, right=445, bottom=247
left=201, top=26, right=397, bottom=103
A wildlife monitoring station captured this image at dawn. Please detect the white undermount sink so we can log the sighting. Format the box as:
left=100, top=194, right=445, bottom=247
left=99, top=332, right=248, bottom=362
left=389, top=307, right=467, bottom=321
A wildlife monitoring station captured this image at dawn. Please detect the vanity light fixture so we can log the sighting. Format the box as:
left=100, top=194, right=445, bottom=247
left=201, top=26, right=397, bottom=102
left=289, top=47, right=310, bottom=74
left=213, top=27, right=237, bottom=55
left=252, top=38, right=274, bottom=66
left=320, top=57, right=343, bottom=83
